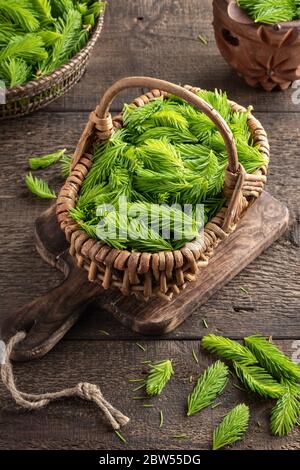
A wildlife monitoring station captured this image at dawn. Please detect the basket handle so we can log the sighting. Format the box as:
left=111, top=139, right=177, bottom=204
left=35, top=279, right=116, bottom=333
left=95, top=76, right=239, bottom=174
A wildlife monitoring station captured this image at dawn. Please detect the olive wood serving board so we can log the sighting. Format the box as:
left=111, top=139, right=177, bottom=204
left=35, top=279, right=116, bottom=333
left=1, top=191, right=289, bottom=361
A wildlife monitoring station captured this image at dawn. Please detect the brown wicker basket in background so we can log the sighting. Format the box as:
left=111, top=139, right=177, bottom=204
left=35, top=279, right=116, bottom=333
left=0, top=9, right=105, bottom=119
left=57, top=77, right=269, bottom=302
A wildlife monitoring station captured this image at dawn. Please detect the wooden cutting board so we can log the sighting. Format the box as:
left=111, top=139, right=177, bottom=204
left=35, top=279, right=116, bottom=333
left=1, top=191, right=289, bottom=361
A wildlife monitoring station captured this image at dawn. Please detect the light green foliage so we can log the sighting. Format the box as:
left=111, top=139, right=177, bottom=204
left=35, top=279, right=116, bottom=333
left=32, top=0, right=54, bottom=25
left=233, top=362, right=286, bottom=399
left=0, top=58, right=31, bottom=87
left=270, top=379, right=300, bottom=436
left=212, top=404, right=250, bottom=450
left=202, top=333, right=300, bottom=437
left=201, top=334, right=258, bottom=365
left=237, top=0, right=298, bottom=24
left=146, top=360, right=174, bottom=396
left=0, top=34, right=48, bottom=62
left=72, top=92, right=267, bottom=252
left=0, top=0, right=40, bottom=32
left=60, top=154, right=72, bottom=177
left=39, top=9, right=83, bottom=74
left=25, top=173, right=56, bottom=199
left=187, top=361, right=229, bottom=416
left=0, top=0, right=106, bottom=88
left=245, top=335, right=300, bottom=382
left=29, top=148, right=67, bottom=169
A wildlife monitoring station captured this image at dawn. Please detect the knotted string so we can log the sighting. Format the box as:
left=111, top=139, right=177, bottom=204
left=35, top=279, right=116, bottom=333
left=1, top=332, right=129, bottom=430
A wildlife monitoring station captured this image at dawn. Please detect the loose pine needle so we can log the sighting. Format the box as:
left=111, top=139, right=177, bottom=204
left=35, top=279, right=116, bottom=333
left=25, top=173, right=56, bottom=199
left=128, top=378, right=145, bottom=383
left=187, top=361, right=229, bottom=416
left=98, top=329, right=110, bottom=336
left=143, top=404, right=154, bottom=408
left=136, top=343, right=146, bottom=352
left=233, top=383, right=246, bottom=392
left=212, top=403, right=250, bottom=450
left=172, top=433, right=188, bottom=439
left=192, top=349, right=199, bottom=364
left=114, top=430, right=126, bottom=444
left=146, top=359, right=174, bottom=397
left=189, top=375, right=193, bottom=383
left=202, top=318, right=209, bottom=329
left=28, top=148, right=66, bottom=170
left=197, top=33, right=208, bottom=45
left=159, top=410, right=164, bottom=428
left=132, top=383, right=145, bottom=392
left=211, top=401, right=222, bottom=409
left=132, top=396, right=150, bottom=400
left=239, top=286, right=249, bottom=295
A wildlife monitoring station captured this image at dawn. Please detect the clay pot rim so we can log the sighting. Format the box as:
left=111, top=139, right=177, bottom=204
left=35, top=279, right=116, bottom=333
left=227, top=0, right=300, bottom=30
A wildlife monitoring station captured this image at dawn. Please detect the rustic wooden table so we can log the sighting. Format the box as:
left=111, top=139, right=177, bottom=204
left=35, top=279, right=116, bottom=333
left=0, top=0, right=299, bottom=450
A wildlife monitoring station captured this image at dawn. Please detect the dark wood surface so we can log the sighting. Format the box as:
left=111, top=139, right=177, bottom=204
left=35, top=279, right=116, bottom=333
left=0, top=0, right=299, bottom=450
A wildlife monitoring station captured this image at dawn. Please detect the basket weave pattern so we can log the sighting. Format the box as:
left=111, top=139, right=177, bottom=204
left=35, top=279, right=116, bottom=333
left=0, top=13, right=104, bottom=119
left=57, top=77, right=269, bottom=301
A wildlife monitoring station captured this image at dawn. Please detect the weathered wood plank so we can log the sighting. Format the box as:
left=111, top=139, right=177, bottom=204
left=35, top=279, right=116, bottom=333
left=0, top=339, right=299, bottom=450
left=43, top=0, right=300, bottom=114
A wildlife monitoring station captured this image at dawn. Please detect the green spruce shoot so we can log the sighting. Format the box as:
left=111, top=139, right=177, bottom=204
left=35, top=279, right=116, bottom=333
left=29, top=148, right=67, bottom=170
left=201, top=334, right=258, bottom=365
left=245, top=335, right=300, bottom=382
left=25, top=173, right=56, bottom=199
left=212, top=404, right=250, bottom=450
left=233, top=362, right=286, bottom=399
left=146, top=360, right=174, bottom=397
left=270, top=379, right=300, bottom=436
left=187, top=361, right=229, bottom=416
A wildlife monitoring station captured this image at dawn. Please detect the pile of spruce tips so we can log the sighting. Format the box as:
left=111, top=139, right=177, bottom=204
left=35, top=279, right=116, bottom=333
left=70, top=89, right=267, bottom=252
left=125, top=335, right=300, bottom=449
left=237, top=0, right=300, bottom=24
left=0, top=0, right=105, bottom=88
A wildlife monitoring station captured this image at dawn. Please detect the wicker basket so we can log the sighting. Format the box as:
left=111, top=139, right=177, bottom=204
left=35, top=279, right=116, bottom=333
left=57, top=77, right=269, bottom=301
left=213, top=0, right=300, bottom=91
left=0, top=10, right=105, bottom=119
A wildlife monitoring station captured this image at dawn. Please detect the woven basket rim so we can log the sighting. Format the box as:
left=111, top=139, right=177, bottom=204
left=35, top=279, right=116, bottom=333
left=4, top=9, right=105, bottom=101
left=58, top=87, right=269, bottom=259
